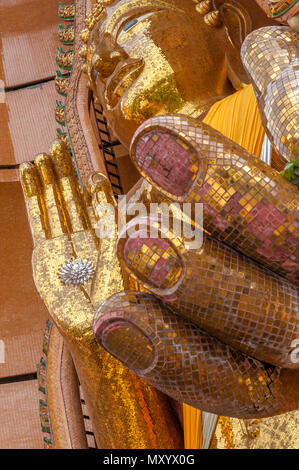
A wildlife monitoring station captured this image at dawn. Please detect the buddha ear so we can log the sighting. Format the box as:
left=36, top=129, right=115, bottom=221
left=213, top=0, right=276, bottom=89
left=215, top=0, right=252, bottom=49
left=213, top=0, right=253, bottom=89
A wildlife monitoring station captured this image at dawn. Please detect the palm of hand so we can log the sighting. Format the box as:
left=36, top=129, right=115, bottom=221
left=20, top=142, right=123, bottom=344
left=33, top=232, right=99, bottom=341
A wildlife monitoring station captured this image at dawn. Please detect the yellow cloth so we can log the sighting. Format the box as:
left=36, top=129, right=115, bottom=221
left=183, top=84, right=265, bottom=449
left=183, top=402, right=202, bottom=450
left=204, top=84, right=265, bottom=157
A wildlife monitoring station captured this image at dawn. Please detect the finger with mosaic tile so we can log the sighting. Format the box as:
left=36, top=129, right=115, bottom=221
left=130, top=115, right=299, bottom=285
left=93, top=291, right=299, bottom=418
left=116, top=215, right=299, bottom=369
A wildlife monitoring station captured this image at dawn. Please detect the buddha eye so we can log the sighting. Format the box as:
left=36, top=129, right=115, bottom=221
left=118, top=11, right=155, bottom=39
left=123, top=18, right=138, bottom=32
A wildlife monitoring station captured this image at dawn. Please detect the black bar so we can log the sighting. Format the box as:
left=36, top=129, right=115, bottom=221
left=96, top=118, right=106, bottom=125
left=0, top=164, right=20, bottom=170
left=0, top=449, right=296, bottom=463
left=103, top=156, right=115, bottom=164
left=108, top=141, right=121, bottom=147
left=0, top=160, right=35, bottom=170
left=0, top=372, right=37, bottom=385
left=100, top=139, right=111, bottom=146
left=107, top=172, right=120, bottom=179
left=105, top=161, right=117, bottom=168
left=101, top=148, right=114, bottom=156
left=6, top=76, right=55, bottom=93
left=91, top=93, right=124, bottom=194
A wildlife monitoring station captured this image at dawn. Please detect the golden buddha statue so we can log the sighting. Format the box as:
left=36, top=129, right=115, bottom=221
left=19, top=0, right=298, bottom=449
left=84, top=0, right=274, bottom=148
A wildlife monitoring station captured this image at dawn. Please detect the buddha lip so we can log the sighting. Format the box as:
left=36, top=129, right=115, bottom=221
left=106, top=58, right=144, bottom=108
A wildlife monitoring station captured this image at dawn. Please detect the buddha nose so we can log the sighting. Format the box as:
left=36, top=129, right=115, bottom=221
left=92, top=33, right=128, bottom=80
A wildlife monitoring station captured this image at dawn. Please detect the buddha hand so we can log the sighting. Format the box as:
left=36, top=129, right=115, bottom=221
left=19, top=140, right=183, bottom=449
left=93, top=115, right=299, bottom=420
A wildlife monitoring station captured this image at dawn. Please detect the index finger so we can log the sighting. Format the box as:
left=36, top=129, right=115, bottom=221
left=130, top=115, right=299, bottom=284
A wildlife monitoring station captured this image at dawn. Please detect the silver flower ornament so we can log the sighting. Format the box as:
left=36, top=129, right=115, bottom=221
left=58, top=258, right=95, bottom=285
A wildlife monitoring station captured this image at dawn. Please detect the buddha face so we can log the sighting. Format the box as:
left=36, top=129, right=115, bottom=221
left=92, top=0, right=233, bottom=147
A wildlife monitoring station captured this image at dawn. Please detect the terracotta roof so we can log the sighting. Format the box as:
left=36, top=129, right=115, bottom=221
left=0, top=0, right=58, bottom=89
left=0, top=182, right=49, bottom=379
left=0, top=381, right=44, bottom=448
left=0, top=80, right=57, bottom=166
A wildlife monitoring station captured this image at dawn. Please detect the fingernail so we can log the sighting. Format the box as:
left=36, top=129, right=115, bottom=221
left=87, top=173, right=115, bottom=209
left=94, top=313, right=155, bottom=372
left=19, top=163, right=38, bottom=198
left=134, top=130, right=199, bottom=197
left=123, top=235, right=182, bottom=291
left=87, top=172, right=110, bottom=195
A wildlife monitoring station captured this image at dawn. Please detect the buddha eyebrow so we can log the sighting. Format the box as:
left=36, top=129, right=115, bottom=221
left=117, top=11, right=158, bottom=39
left=105, top=0, right=184, bottom=35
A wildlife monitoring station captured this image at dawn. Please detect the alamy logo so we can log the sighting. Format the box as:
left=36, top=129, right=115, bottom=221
left=94, top=197, right=204, bottom=250
left=0, top=340, right=5, bottom=364
left=290, top=339, right=299, bottom=364
left=0, top=80, right=5, bottom=104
